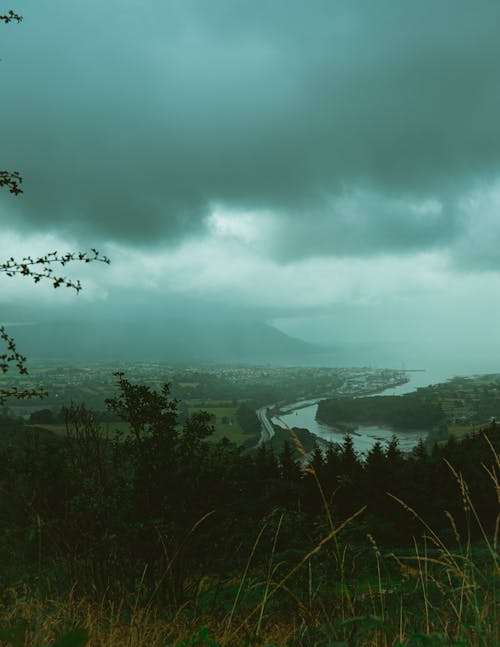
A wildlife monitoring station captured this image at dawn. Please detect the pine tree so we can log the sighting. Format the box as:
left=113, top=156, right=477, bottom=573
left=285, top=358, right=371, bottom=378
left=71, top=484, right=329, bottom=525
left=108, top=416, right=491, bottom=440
left=364, top=441, right=387, bottom=514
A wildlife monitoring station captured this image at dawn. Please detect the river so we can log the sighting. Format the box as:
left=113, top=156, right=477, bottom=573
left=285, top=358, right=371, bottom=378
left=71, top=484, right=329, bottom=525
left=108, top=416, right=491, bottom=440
left=271, top=366, right=494, bottom=455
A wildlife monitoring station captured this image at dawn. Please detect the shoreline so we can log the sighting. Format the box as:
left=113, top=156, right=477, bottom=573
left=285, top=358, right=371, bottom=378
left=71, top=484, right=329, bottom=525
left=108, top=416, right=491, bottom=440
left=259, top=367, right=500, bottom=454
left=270, top=372, right=432, bottom=454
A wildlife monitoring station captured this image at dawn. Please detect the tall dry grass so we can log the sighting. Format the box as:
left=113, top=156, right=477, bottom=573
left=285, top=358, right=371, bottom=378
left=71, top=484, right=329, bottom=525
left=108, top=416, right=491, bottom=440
left=0, top=429, right=498, bottom=646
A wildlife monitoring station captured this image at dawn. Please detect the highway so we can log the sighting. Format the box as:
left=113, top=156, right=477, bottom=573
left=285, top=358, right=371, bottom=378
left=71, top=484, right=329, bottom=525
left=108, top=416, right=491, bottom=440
left=256, top=404, right=276, bottom=445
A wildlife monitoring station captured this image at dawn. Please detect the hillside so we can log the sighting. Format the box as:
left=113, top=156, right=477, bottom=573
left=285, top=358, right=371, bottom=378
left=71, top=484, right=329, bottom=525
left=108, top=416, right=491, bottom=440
left=10, top=317, right=318, bottom=364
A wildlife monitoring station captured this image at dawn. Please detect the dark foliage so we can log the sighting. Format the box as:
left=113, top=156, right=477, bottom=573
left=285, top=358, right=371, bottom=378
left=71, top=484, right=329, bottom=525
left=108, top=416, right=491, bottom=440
left=236, top=402, right=261, bottom=435
left=0, top=375, right=498, bottom=607
left=317, top=394, right=444, bottom=429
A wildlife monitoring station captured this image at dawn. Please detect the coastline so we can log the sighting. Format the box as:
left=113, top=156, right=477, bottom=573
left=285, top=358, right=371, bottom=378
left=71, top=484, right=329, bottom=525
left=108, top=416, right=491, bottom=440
left=261, top=366, right=500, bottom=455
left=270, top=370, right=437, bottom=454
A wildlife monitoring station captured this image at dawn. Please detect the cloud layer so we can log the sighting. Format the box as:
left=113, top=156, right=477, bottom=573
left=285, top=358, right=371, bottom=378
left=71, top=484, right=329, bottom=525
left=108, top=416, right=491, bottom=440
left=3, top=1, right=500, bottom=367
left=2, top=0, right=500, bottom=264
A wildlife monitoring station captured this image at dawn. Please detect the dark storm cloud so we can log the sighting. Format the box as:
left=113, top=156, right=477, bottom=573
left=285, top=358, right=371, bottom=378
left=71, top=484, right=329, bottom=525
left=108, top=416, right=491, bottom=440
left=2, top=0, right=500, bottom=257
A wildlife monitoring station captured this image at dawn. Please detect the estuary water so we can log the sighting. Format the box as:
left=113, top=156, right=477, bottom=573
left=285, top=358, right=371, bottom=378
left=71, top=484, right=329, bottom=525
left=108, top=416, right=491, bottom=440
left=271, top=366, right=482, bottom=455
left=273, top=404, right=428, bottom=454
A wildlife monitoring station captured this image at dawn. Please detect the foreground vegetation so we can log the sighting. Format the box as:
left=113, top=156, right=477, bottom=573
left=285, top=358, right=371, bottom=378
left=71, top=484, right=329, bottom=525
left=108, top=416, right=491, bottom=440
left=0, top=373, right=498, bottom=645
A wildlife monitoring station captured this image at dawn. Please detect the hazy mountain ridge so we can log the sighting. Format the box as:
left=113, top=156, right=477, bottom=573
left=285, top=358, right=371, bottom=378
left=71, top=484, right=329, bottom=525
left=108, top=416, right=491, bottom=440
left=13, top=318, right=320, bottom=363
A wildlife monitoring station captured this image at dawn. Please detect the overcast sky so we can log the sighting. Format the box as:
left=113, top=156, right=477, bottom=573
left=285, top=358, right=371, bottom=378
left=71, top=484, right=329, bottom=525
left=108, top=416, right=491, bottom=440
left=2, top=0, right=500, bottom=370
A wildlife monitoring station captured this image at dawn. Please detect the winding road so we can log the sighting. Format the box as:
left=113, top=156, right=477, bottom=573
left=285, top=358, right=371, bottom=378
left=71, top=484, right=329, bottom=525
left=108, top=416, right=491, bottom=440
left=256, top=404, right=276, bottom=445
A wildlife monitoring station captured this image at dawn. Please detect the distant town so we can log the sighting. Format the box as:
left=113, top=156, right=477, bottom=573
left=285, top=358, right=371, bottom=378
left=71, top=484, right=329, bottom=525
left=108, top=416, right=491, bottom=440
left=0, top=361, right=407, bottom=417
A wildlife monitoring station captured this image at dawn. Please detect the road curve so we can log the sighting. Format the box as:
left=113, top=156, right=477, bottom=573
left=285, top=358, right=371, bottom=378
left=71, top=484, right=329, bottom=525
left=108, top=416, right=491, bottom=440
left=256, top=404, right=276, bottom=445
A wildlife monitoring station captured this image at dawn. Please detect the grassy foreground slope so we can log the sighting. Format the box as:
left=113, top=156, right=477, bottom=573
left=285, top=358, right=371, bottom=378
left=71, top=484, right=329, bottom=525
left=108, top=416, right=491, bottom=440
left=0, top=375, right=498, bottom=646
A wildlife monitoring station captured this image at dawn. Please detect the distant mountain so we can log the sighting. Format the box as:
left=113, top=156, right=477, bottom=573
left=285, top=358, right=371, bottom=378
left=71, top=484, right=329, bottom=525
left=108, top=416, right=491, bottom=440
left=11, top=317, right=320, bottom=364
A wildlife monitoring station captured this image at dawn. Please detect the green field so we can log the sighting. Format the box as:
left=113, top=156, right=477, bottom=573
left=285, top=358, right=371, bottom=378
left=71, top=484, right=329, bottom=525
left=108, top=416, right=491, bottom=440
left=448, top=423, right=477, bottom=438
left=187, top=405, right=250, bottom=445
left=35, top=413, right=252, bottom=446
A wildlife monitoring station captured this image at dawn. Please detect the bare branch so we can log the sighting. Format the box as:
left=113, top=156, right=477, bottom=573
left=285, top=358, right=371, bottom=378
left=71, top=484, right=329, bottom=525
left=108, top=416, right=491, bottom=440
left=0, top=251, right=110, bottom=402
left=0, top=9, right=22, bottom=24
left=0, top=170, right=23, bottom=195
left=0, top=249, right=111, bottom=292
left=0, top=10, right=110, bottom=404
